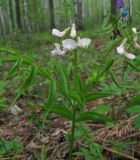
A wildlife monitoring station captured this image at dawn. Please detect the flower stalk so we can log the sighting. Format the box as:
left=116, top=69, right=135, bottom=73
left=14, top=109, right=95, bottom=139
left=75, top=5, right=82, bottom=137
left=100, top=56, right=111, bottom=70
left=73, top=49, right=78, bottom=87
left=68, top=108, right=76, bottom=160
left=68, top=49, right=78, bottom=160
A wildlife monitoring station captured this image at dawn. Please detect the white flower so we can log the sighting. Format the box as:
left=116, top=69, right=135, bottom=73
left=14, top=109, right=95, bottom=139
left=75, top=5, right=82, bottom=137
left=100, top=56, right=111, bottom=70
left=70, top=23, right=76, bottom=38
left=52, top=27, right=70, bottom=37
left=62, top=39, right=77, bottom=51
left=51, top=43, right=66, bottom=56
left=132, top=27, right=140, bottom=50
left=116, top=38, right=127, bottom=55
left=132, top=28, right=137, bottom=34
left=134, top=41, right=140, bottom=49
left=116, top=38, right=135, bottom=60
left=51, top=23, right=91, bottom=56
left=133, top=36, right=138, bottom=42
left=77, top=37, right=91, bottom=48
left=132, top=28, right=138, bottom=42
left=124, top=52, right=136, bottom=60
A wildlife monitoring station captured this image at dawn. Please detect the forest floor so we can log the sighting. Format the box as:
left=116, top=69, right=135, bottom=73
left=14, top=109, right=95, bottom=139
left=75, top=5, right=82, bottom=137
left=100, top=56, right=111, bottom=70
left=0, top=32, right=140, bottom=160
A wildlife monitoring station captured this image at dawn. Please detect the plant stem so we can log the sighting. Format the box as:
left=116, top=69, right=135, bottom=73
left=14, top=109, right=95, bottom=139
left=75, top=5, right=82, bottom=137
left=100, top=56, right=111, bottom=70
left=121, top=57, right=126, bottom=95
left=73, top=50, right=78, bottom=88
left=68, top=109, right=76, bottom=160
left=68, top=50, right=78, bottom=160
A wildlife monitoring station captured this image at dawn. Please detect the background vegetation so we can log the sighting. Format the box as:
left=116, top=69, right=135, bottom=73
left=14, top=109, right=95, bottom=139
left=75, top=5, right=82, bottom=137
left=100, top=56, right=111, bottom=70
left=0, top=0, right=140, bottom=160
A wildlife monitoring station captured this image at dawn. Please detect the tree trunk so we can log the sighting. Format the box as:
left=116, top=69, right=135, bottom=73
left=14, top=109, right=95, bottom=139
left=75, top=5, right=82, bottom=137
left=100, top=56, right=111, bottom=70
left=104, top=0, right=107, bottom=17
left=23, top=0, right=31, bottom=31
left=129, top=0, right=133, bottom=23
left=111, top=0, right=117, bottom=16
left=0, top=18, right=3, bottom=35
left=74, top=0, right=84, bottom=29
left=0, top=7, right=6, bottom=35
left=9, top=0, right=15, bottom=29
left=15, top=0, right=22, bottom=30
left=88, top=0, right=92, bottom=18
left=99, top=0, right=103, bottom=24
left=0, top=16, right=4, bottom=35
left=48, top=0, right=55, bottom=29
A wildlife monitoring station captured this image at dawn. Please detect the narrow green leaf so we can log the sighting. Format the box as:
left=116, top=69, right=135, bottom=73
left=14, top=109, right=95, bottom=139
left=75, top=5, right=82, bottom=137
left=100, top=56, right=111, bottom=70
left=0, top=47, right=35, bottom=65
left=37, top=67, right=52, bottom=79
left=95, top=105, right=111, bottom=114
left=126, top=105, right=140, bottom=113
left=110, top=70, right=121, bottom=89
left=11, top=65, right=37, bottom=107
left=86, top=60, right=114, bottom=90
left=57, top=63, right=71, bottom=95
left=75, top=74, right=86, bottom=104
left=0, top=56, right=18, bottom=63
left=134, top=115, right=140, bottom=128
left=8, top=58, right=22, bottom=76
left=0, top=46, right=20, bottom=57
left=46, top=105, right=73, bottom=120
left=47, top=80, right=57, bottom=106
left=76, top=112, right=114, bottom=123
left=22, top=55, right=35, bottom=64
left=127, top=61, right=140, bottom=72
left=136, top=9, right=140, bottom=16
left=76, top=73, right=85, bottom=93
left=104, top=59, right=114, bottom=72
left=68, top=90, right=84, bottom=107
left=86, top=92, right=111, bottom=103
left=0, top=81, right=9, bottom=94
left=102, top=14, right=110, bottom=28
left=125, top=85, right=140, bottom=91
left=0, top=98, right=7, bottom=109
left=129, top=94, right=140, bottom=106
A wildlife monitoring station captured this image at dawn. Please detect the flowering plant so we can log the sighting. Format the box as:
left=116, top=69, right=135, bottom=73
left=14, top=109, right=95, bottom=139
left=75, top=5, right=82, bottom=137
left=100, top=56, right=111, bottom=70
left=47, top=23, right=114, bottom=159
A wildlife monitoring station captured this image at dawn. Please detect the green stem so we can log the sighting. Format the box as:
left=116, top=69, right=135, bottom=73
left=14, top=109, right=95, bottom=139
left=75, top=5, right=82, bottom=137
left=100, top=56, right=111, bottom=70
left=121, top=57, right=126, bottom=94
left=68, top=50, right=78, bottom=160
left=68, top=109, right=76, bottom=160
left=73, top=50, right=78, bottom=88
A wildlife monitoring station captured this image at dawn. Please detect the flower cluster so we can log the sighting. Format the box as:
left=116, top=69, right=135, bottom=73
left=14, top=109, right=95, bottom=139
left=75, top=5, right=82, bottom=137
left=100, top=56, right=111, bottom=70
left=51, top=23, right=91, bottom=56
left=132, top=27, right=140, bottom=50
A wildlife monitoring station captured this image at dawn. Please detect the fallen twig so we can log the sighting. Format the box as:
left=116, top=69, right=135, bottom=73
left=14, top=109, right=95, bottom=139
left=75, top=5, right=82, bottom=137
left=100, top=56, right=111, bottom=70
left=0, top=153, right=29, bottom=160
left=104, top=147, right=138, bottom=160
left=79, top=142, right=138, bottom=160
